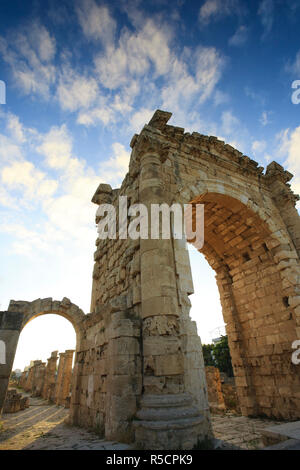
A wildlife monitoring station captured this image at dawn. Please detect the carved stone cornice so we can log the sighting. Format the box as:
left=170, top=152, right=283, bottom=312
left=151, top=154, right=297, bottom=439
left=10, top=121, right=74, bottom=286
left=135, top=132, right=170, bottom=163
left=265, top=161, right=293, bottom=184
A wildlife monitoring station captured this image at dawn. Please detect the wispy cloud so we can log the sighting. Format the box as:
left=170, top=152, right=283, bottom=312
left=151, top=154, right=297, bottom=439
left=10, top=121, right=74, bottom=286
left=0, top=111, right=130, bottom=254
left=258, top=0, right=274, bottom=40
left=56, top=65, right=99, bottom=112
left=244, top=86, right=266, bottom=106
left=0, top=22, right=56, bottom=99
left=76, top=0, right=116, bottom=46
left=276, top=126, right=300, bottom=204
left=260, top=110, right=271, bottom=126
left=199, top=0, right=243, bottom=24
left=228, top=25, right=248, bottom=46
left=0, top=8, right=228, bottom=134
left=285, top=50, right=300, bottom=75
left=251, top=139, right=266, bottom=155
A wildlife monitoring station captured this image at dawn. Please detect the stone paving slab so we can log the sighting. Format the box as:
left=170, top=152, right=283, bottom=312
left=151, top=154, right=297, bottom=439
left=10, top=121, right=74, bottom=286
left=261, top=420, right=300, bottom=441
left=211, top=412, right=284, bottom=450
left=0, top=396, right=292, bottom=450
left=263, top=438, right=300, bottom=450
left=0, top=394, right=131, bottom=450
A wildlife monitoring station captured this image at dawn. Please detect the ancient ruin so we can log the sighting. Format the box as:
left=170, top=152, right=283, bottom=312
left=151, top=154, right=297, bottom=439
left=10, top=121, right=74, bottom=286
left=1, top=109, right=300, bottom=449
left=17, top=349, right=74, bottom=408
left=3, top=389, right=29, bottom=414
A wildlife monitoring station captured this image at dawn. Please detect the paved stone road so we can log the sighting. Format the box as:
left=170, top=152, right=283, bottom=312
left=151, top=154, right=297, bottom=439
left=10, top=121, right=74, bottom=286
left=0, top=394, right=131, bottom=450
left=0, top=395, right=285, bottom=450
left=211, top=412, right=283, bottom=449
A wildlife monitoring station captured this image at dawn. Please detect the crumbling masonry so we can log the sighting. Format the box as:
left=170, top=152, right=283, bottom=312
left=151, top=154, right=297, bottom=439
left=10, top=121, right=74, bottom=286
left=1, top=110, right=300, bottom=449
left=17, top=349, right=74, bottom=407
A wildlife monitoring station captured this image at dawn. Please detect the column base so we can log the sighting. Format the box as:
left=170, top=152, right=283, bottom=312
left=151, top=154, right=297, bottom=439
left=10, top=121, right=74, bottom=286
left=133, top=393, right=209, bottom=450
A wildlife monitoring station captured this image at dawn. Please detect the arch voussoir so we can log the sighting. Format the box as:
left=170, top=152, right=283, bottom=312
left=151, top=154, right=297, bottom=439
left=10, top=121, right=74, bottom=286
left=7, top=297, right=85, bottom=332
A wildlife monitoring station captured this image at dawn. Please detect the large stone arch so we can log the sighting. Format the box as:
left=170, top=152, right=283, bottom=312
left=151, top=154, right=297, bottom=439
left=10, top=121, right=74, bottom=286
left=1, top=109, right=300, bottom=450
left=88, top=109, right=300, bottom=449
left=178, top=189, right=299, bottom=418
left=0, top=297, right=85, bottom=416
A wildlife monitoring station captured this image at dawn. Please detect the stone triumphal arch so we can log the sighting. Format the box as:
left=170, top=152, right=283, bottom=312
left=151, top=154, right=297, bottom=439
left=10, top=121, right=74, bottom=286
left=1, top=110, right=300, bottom=449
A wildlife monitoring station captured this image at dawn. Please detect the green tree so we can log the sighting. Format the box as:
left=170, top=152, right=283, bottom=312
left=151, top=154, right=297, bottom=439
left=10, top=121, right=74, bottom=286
left=213, top=335, right=233, bottom=377
left=202, top=343, right=215, bottom=367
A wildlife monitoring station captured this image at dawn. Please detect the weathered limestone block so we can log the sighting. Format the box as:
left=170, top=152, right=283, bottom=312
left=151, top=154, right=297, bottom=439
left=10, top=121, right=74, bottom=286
left=205, top=367, right=226, bottom=414
left=3, top=389, right=29, bottom=413
left=54, top=350, right=74, bottom=407
left=42, top=351, right=58, bottom=401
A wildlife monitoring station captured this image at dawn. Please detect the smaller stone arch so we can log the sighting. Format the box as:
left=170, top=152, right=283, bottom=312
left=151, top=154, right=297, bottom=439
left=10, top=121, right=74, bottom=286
left=0, top=297, right=86, bottom=416
left=7, top=297, right=85, bottom=334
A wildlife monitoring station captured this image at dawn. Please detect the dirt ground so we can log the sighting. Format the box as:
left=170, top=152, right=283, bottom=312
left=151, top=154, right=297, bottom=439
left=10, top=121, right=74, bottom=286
left=0, top=393, right=282, bottom=450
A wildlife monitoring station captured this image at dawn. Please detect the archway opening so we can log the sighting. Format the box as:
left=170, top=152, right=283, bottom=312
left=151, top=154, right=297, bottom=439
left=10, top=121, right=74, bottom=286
left=5, top=313, right=76, bottom=430
left=13, top=314, right=76, bottom=373
left=186, top=191, right=295, bottom=419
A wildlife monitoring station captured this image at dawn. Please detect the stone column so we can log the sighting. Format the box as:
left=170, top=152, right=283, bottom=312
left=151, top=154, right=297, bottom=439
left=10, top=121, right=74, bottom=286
left=55, top=350, right=74, bottom=406
left=133, top=133, right=206, bottom=449
left=20, top=370, right=27, bottom=389
left=42, top=351, right=58, bottom=401
left=24, top=363, right=34, bottom=392
left=33, top=362, right=46, bottom=397
left=54, top=352, right=65, bottom=405
left=30, top=360, right=43, bottom=396
left=0, top=311, right=23, bottom=415
left=205, top=366, right=225, bottom=413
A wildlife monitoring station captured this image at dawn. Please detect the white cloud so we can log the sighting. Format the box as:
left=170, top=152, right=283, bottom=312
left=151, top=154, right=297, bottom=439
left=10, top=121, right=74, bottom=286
left=199, top=0, right=241, bottom=24
left=221, top=110, right=240, bottom=135
left=76, top=0, right=116, bottom=46
left=258, top=0, right=274, bottom=39
left=213, top=89, right=229, bottom=106
left=285, top=50, right=300, bottom=75
left=102, top=143, right=130, bottom=186
left=35, top=123, right=101, bottom=239
left=130, top=108, right=154, bottom=132
left=251, top=140, right=266, bottom=155
left=94, top=19, right=172, bottom=90
left=37, top=124, right=80, bottom=173
left=6, top=114, right=26, bottom=143
left=56, top=67, right=99, bottom=112
left=77, top=103, right=116, bottom=126
left=228, top=25, right=248, bottom=46
left=260, top=110, right=271, bottom=126
left=276, top=127, right=300, bottom=204
left=0, top=23, right=56, bottom=99
left=0, top=186, right=17, bottom=208
left=244, top=86, right=266, bottom=106
left=161, top=46, right=225, bottom=113
left=1, top=160, right=58, bottom=200
left=0, top=134, right=23, bottom=163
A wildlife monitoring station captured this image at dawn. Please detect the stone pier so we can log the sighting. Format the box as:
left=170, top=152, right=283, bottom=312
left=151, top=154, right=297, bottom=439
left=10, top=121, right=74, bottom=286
left=31, top=361, right=46, bottom=397
left=42, top=351, right=58, bottom=402
left=54, top=350, right=74, bottom=407
left=0, top=311, right=23, bottom=414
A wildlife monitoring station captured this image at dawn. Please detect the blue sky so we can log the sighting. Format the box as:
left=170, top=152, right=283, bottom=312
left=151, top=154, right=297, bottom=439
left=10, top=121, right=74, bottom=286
left=1, top=0, right=300, bottom=369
